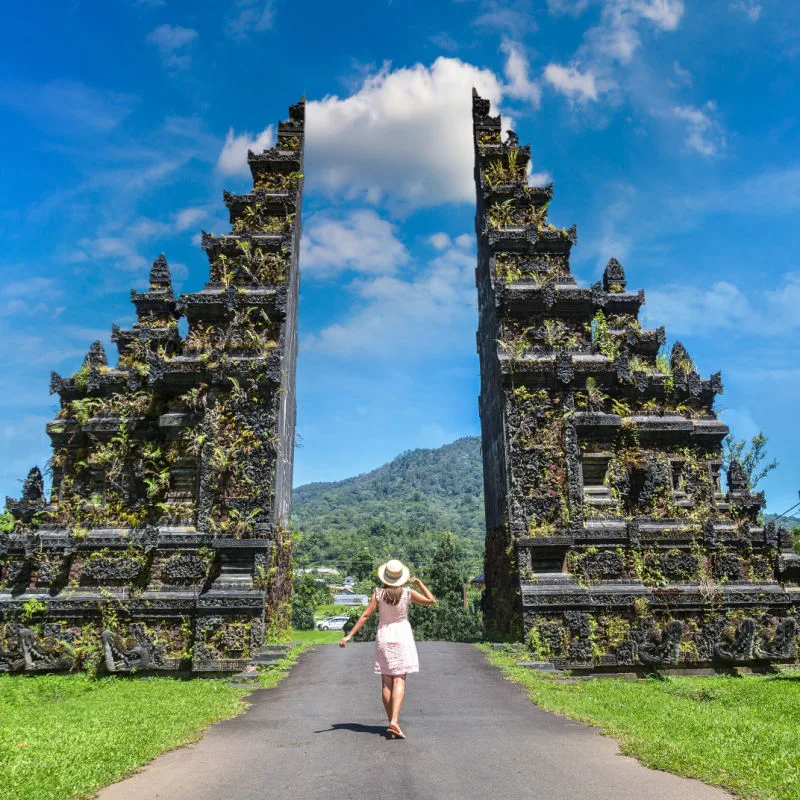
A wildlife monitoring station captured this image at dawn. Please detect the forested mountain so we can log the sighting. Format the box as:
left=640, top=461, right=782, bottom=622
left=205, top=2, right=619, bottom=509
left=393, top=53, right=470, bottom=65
left=291, top=437, right=485, bottom=574
left=765, top=514, right=800, bottom=529
left=290, top=437, right=800, bottom=577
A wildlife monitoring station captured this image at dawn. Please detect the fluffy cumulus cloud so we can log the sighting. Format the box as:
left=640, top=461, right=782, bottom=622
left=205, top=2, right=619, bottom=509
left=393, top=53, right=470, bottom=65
left=643, top=273, right=800, bottom=337
left=216, top=125, right=275, bottom=176
left=304, top=57, right=505, bottom=208
left=301, top=210, right=410, bottom=277
left=501, top=40, right=541, bottom=106
left=564, top=0, right=685, bottom=87
left=671, top=101, right=726, bottom=157
left=213, top=53, right=542, bottom=208
left=145, top=24, right=198, bottom=70
left=303, top=231, right=476, bottom=359
left=543, top=63, right=599, bottom=102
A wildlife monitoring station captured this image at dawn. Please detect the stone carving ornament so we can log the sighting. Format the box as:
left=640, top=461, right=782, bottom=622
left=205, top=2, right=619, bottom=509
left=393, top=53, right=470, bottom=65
left=636, top=620, right=684, bottom=665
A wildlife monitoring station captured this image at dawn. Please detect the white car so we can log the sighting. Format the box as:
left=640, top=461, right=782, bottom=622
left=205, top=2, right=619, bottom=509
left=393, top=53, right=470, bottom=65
left=316, top=616, right=349, bottom=631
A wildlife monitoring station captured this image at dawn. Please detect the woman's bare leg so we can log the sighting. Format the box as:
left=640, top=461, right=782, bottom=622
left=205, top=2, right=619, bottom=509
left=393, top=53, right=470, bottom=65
left=389, top=675, right=406, bottom=728
left=381, top=675, right=392, bottom=721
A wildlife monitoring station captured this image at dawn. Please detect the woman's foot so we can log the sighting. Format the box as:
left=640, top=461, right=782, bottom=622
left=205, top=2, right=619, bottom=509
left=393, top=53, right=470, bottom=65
left=387, top=723, right=405, bottom=739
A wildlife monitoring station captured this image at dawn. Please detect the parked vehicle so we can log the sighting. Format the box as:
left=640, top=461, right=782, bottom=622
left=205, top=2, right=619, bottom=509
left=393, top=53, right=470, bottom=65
left=316, top=616, right=349, bottom=631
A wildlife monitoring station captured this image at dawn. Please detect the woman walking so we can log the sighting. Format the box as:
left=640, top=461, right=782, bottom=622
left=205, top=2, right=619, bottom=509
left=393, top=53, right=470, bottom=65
left=340, top=559, right=436, bottom=739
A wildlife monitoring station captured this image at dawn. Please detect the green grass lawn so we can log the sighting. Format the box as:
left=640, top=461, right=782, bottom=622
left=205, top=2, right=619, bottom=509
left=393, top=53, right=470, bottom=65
left=1, top=645, right=306, bottom=800
left=313, top=603, right=363, bottom=619
left=290, top=627, right=343, bottom=644
left=482, top=646, right=800, bottom=800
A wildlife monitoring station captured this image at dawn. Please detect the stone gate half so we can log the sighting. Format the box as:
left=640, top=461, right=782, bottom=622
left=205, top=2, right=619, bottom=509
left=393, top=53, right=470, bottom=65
left=0, top=99, right=304, bottom=673
left=472, top=90, right=798, bottom=670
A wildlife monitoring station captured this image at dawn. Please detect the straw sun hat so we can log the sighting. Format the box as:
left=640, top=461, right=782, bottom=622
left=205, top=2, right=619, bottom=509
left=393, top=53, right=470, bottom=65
left=377, top=559, right=411, bottom=587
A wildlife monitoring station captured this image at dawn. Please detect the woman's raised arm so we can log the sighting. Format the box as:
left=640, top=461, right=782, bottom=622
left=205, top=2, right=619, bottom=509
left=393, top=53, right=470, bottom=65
left=408, top=577, right=436, bottom=606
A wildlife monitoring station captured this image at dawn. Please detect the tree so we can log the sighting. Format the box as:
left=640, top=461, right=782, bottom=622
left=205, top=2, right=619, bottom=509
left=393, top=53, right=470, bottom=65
left=427, top=532, right=463, bottom=600
left=349, top=549, right=375, bottom=581
left=409, top=532, right=481, bottom=642
left=293, top=573, right=329, bottom=607
left=722, top=431, right=778, bottom=489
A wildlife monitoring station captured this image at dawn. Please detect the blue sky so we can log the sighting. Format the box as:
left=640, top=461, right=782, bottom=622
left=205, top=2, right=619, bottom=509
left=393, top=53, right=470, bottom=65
left=1, top=0, right=798, bottom=514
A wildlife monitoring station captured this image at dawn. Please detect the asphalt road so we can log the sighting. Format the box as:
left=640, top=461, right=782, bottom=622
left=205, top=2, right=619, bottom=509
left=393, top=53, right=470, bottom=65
left=98, top=642, right=731, bottom=800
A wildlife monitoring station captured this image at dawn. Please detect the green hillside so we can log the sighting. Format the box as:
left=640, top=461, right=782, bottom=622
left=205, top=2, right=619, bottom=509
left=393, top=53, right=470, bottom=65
left=291, top=437, right=485, bottom=574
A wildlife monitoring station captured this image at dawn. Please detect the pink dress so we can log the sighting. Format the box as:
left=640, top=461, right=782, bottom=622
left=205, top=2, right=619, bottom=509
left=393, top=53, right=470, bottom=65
left=373, top=587, right=419, bottom=675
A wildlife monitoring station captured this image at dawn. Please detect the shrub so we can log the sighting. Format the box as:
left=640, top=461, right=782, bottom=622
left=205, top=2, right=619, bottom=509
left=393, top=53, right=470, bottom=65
left=409, top=599, right=482, bottom=642
left=291, top=602, right=315, bottom=631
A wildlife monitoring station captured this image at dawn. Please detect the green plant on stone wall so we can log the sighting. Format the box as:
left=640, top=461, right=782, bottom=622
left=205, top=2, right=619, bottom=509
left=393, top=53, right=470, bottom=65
left=488, top=199, right=516, bottom=228
left=20, top=598, right=48, bottom=624
left=591, top=310, right=622, bottom=361
left=566, top=548, right=600, bottom=587
left=0, top=510, right=14, bottom=533
left=72, top=364, right=91, bottom=392
left=543, top=319, right=582, bottom=350
left=525, top=617, right=568, bottom=660
left=254, top=170, right=304, bottom=192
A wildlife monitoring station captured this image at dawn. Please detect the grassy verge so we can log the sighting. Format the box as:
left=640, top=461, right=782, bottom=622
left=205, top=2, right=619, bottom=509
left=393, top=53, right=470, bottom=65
left=257, top=642, right=308, bottom=687
left=481, top=646, right=800, bottom=800
left=290, top=628, right=342, bottom=644
left=0, top=644, right=307, bottom=800
left=0, top=673, right=248, bottom=800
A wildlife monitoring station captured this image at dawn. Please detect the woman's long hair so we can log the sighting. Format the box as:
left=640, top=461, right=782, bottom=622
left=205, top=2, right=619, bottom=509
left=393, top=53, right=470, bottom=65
left=380, top=585, right=404, bottom=605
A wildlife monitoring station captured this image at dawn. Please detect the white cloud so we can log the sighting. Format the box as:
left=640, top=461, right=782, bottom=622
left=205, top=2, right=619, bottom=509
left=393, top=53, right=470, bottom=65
left=576, top=0, right=685, bottom=75
left=67, top=236, right=149, bottom=273
left=672, top=60, right=692, bottom=85
left=227, top=0, right=276, bottom=38
left=303, top=235, right=476, bottom=359
left=174, top=207, right=207, bottom=231
left=472, top=1, right=540, bottom=35
left=146, top=24, right=198, bottom=70
left=643, top=274, right=800, bottom=337
left=128, top=206, right=209, bottom=240
left=630, top=0, right=684, bottom=31
left=501, top=40, right=541, bottom=107
left=216, top=125, right=275, bottom=176
left=301, top=210, right=409, bottom=277
left=547, top=0, right=591, bottom=15
left=671, top=101, right=726, bottom=157
left=730, top=0, right=762, bottom=21
left=529, top=171, right=552, bottom=186
left=305, top=57, right=505, bottom=208
left=429, top=233, right=452, bottom=251
left=429, top=32, right=461, bottom=52
left=544, top=63, right=599, bottom=102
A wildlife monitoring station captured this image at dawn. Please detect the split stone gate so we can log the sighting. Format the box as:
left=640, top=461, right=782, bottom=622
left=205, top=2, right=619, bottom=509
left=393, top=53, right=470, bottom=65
left=1, top=94, right=798, bottom=674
